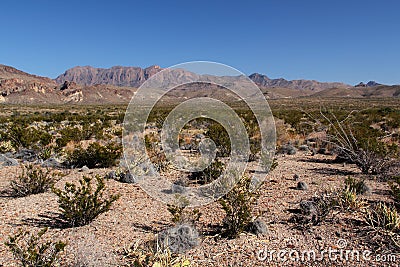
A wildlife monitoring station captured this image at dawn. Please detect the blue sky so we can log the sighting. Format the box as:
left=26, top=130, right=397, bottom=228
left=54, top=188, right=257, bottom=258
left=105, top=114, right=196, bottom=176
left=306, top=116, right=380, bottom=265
left=1, top=0, right=399, bottom=85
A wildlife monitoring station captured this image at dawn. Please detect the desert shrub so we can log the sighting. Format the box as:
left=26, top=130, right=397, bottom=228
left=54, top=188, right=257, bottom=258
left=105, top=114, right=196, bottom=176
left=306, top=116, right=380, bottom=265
left=364, top=202, right=400, bottom=232
left=5, top=124, right=52, bottom=150
left=321, top=110, right=399, bottom=175
left=205, top=122, right=231, bottom=157
left=189, top=159, right=224, bottom=185
left=219, top=175, right=261, bottom=238
left=65, top=142, right=122, bottom=168
left=167, top=195, right=201, bottom=224
left=4, top=227, right=66, bottom=267
left=167, top=205, right=201, bottom=224
left=10, top=165, right=57, bottom=197
left=344, top=177, right=370, bottom=195
left=52, top=175, right=120, bottom=227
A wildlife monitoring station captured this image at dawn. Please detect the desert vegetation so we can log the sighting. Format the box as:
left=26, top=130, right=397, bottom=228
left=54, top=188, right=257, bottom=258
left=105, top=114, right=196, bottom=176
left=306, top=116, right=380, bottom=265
left=0, top=98, right=399, bottom=266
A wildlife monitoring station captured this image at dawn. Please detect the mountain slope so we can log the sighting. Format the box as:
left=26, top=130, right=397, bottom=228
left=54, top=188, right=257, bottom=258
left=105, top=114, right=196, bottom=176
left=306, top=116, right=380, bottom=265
left=55, top=65, right=162, bottom=87
left=249, top=73, right=350, bottom=92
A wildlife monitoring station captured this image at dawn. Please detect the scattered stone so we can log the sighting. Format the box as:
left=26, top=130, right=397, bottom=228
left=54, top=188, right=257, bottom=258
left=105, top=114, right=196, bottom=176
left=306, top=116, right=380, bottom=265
left=171, top=183, right=186, bottom=194
left=296, top=181, right=308, bottom=190
left=41, top=158, right=62, bottom=168
left=14, top=149, right=37, bottom=162
left=299, top=145, right=309, bottom=151
left=300, top=200, right=317, bottom=215
left=157, top=224, right=199, bottom=253
left=293, top=174, right=299, bottom=181
left=107, top=170, right=117, bottom=180
left=279, top=144, right=297, bottom=155
left=0, top=154, right=19, bottom=167
left=81, top=165, right=90, bottom=172
left=248, top=218, right=268, bottom=235
left=120, top=172, right=135, bottom=183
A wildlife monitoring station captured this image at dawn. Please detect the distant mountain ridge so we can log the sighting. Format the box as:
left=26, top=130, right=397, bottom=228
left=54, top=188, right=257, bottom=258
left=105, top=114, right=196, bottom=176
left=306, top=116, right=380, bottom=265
left=248, top=73, right=349, bottom=92
left=55, top=65, right=351, bottom=92
left=55, top=65, right=162, bottom=87
left=0, top=63, right=398, bottom=104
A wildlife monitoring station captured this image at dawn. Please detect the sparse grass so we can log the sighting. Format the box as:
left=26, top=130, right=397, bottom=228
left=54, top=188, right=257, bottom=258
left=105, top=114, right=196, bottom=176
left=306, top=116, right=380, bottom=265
left=52, top=175, right=120, bottom=227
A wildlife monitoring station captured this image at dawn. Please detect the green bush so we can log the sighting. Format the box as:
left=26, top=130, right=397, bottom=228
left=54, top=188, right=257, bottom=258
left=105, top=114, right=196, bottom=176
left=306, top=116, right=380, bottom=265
left=52, top=175, right=120, bottom=227
left=219, top=175, right=261, bottom=238
left=5, top=124, right=52, bottom=150
left=10, top=165, right=57, bottom=197
left=65, top=142, right=122, bottom=168
left=4, top=227, right=66, bottom=267
left=205, top=123, right=231, bottom=157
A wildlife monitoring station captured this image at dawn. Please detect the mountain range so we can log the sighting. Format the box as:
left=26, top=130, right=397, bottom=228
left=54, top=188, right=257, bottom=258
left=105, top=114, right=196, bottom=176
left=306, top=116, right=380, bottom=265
left=0, top=64, right=399, bottom=104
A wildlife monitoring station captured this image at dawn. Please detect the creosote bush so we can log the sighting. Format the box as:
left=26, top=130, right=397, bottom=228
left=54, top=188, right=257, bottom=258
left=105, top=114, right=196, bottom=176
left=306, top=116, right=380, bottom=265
left=4, top=227, right=66, bottom=267
left=10, top=164, right=57, bottom=197
left=65, top=141, right=122, bottom=168
left=219, top=175, right=261, bottom=238
left=52, top=175, right=120, bottom=227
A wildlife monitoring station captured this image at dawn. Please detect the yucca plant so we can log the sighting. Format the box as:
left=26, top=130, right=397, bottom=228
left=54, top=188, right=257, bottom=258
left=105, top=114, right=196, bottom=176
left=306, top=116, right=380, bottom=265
left=364, top=202, right=400, bottom=232
left=335, top=188, right=367, bottom=211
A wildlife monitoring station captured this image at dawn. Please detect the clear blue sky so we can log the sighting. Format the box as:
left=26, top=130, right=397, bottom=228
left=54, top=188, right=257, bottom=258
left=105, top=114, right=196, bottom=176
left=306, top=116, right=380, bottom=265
left=1, top=0, right=399, bottom=85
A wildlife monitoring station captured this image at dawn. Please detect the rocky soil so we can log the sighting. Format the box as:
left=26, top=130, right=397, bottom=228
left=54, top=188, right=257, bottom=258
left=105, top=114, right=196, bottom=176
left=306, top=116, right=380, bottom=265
left=0, top=153, right=398, bottom=266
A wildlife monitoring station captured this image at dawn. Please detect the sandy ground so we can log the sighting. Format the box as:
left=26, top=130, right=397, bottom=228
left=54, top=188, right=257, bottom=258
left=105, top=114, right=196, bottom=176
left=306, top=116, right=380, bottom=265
left=0, top=152, right=398, bottom=267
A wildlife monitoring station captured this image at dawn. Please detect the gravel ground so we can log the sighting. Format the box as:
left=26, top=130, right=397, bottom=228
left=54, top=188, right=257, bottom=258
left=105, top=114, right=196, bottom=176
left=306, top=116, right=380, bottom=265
left=0, top=152, right=398, bottom=267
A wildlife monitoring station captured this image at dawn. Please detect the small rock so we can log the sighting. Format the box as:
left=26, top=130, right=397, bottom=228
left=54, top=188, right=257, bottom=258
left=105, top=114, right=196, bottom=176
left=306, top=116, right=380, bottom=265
left=0, top=154, right=19, bottom=167
left=248, top=218, right=268, bottom=235
left=293, top=174, right=300, bottom=181
left=299, top=145, right=309, bottom=151
left=107, top=171, right=116, bottom=180
left=296, top=181, right=308, bottom=190
left=171, top=183, right=186, bottom=194
left=157, top=224, right=199, bottom=253
left=41, top=158, right=62, bottom=168
left=120, top=171, right=135, bottom=183
left=81, top=165, right=90, bottom=172
left=300, top=200, right=317, bottom=215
